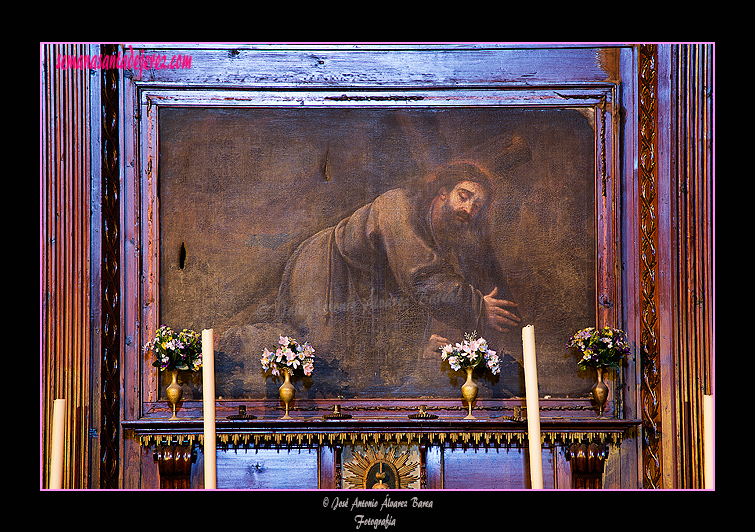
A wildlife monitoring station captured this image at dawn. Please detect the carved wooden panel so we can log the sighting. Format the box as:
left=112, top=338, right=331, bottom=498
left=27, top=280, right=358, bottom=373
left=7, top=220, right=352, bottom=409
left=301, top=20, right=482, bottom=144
left=638, top=43, right=714, bottom=489
left=41, top=43, right=95, bottom=489
left=99, top=42, right=122, bottom=491
left=638, top=43, right=662, bottom=489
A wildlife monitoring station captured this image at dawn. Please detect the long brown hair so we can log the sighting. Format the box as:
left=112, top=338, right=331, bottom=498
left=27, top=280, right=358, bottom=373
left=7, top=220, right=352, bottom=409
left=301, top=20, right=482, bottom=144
left=412, top=160, right=496, bottom=221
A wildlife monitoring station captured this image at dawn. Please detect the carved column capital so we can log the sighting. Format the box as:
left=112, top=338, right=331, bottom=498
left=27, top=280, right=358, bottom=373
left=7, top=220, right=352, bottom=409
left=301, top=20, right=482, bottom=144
left=565, top=440, right=609, bottom=489
left=153, top=440, right=196, bottom=489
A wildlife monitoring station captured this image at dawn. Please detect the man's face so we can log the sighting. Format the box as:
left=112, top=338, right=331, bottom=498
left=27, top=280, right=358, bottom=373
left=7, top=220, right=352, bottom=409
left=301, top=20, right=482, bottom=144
left=441, top=180, right=489, bottom=227
left=434, top=180, right=490, bottom=249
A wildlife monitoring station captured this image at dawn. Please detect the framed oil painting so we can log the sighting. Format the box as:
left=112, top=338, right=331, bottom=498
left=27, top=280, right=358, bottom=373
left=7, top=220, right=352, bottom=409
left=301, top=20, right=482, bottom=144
left=153, top=102, right=605, bottom=405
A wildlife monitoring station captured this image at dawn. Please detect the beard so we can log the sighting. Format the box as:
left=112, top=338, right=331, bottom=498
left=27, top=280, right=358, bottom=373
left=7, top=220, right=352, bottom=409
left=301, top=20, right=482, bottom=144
left=434, top=200, right=485, bottom=252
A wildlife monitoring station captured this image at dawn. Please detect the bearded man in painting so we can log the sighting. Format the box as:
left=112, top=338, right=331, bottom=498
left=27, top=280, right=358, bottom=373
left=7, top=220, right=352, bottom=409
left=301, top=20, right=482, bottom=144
left=276, top=161, right=521, bottom=395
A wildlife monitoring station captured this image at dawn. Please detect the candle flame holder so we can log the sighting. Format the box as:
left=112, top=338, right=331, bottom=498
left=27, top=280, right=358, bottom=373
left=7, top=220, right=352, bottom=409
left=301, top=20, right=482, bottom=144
left=323, top=404, right=352, bottom=419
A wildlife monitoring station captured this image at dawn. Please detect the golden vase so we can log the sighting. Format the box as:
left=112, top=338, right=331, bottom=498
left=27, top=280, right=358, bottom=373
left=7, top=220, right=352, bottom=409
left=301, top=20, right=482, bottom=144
left=166, top=369, right=182, bottom=420
left=461, top=367, right=478, bottom=419
left=279, top=368, right=295, bottom=419
left=591, top=367, right=609, bottom=416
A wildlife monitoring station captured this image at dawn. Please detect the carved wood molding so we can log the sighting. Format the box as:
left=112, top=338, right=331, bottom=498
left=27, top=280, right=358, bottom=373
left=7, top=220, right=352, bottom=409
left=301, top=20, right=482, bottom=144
left=100, top=43, right=121, bottom=489
left=638, top=43, right=661, bottom=490
left=127, top=418, right=638, bottom=450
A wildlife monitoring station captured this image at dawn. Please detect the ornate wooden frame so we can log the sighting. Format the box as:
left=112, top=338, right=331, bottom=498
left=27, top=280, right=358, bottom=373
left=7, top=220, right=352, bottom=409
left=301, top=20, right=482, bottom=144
left=139, top=91, right=619, bottom=413
left=123, top=45, right=628, bottom=419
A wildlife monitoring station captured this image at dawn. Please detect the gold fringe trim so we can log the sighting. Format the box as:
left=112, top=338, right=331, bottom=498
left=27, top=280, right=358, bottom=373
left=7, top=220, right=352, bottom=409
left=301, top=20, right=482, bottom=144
left=139, top=430, right=625, bottom=449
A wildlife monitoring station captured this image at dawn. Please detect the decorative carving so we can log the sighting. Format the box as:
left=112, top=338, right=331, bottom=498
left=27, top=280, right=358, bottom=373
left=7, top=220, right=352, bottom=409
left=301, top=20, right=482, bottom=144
left=342, top=445, right=420, bottom=489
left=565, top=440, right=609, bottom=489
left=153, top=440, right=196, bottom=489
left=638, top=43, right=662, bottom=490
left=42, top=43, right=97, bottom=489
left=334, top=444, right=342, bottom=489
left=138, top=428, right=628, bottom=450
left=419, top=444, right=428, bottom=489
left=100, top=43, right=121, bottom=490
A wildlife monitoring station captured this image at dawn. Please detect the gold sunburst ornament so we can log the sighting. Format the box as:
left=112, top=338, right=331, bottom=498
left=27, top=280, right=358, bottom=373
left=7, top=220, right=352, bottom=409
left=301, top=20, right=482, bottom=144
left=342, top=446, right=420, bottom=489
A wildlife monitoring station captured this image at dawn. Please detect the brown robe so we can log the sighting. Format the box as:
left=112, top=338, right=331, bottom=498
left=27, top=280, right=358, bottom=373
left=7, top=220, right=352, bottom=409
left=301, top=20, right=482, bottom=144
left=276, top=187, right=517, bottom=396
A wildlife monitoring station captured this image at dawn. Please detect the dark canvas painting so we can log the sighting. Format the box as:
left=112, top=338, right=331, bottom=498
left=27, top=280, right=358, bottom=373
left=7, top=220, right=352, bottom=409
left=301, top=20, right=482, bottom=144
left=157, top=106, right=596, bottom=401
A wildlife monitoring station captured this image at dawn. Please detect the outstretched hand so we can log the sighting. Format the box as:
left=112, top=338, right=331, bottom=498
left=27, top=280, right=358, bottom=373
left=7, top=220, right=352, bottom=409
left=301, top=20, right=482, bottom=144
left=422, top=333, right=451, bottom=358
left=483, top=287, right=521, bottom=333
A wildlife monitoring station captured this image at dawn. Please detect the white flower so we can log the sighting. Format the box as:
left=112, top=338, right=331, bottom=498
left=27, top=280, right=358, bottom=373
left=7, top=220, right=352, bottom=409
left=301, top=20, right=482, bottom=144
left=261, top=347, right=273, bottom=367
left=262, top=336, right=316, bottom=377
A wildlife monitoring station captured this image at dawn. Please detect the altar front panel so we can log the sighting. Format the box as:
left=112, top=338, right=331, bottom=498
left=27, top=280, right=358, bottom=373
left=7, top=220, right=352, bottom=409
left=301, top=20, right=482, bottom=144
left=211, top=445, right=553, bottom=490
left=443, top=446, right=553, bottom=489
left=216, top=448, right=319, bottom=489
left=132, top=416, right=632, bottom=489
left=182, top=445, right=569, bottom=490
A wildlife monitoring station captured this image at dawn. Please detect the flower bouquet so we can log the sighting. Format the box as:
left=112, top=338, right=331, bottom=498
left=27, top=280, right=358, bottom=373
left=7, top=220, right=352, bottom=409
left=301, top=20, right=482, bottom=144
left=143, top=325, right=203, bottom=419
left=439, top=332, right=500, bottom=419
left=260, top=336, right=315, bottom=419
left=260, top=336, right=315, bottom=377
left=567, top=326, right=630, bottom=371
left=567, top=326, right=630, bottom=415
left=440, top=332, right=500, bottom=374
left=145, top=325, right=203, bottom=371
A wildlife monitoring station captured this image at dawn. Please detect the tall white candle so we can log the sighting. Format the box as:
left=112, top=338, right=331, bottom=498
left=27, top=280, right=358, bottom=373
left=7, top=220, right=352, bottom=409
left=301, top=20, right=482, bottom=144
left=703, top=394, right=714, bottom=489
left=202, top=328, right=217, bottom=489
left=50, top=398, right=66, bottom=489
left=522, top=325, right=543, bottom=489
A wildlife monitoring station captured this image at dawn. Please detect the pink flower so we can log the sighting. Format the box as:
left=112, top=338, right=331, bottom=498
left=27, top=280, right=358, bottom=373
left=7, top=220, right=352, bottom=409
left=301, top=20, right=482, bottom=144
left=262, top=336, right=316, bottom=377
